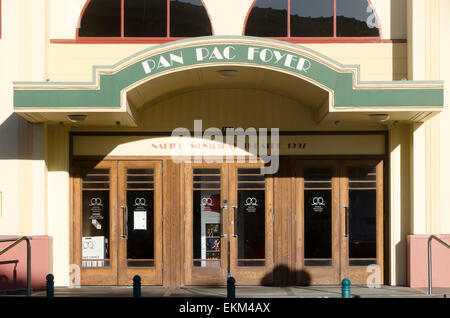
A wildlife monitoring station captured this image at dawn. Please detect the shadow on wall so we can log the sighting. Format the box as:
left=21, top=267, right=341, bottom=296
left=0, top=236, right=52, bottom=292
left=390, top=0, right=408, bottom=81
left=0, top=260, right=29, bottom=292
left=261, top=265, right=311, bottom=287
left=0, top=113, right=20, bottom=160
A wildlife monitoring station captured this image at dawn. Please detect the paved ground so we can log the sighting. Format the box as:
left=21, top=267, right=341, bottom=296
left=6, top=285, right=447, bottom=298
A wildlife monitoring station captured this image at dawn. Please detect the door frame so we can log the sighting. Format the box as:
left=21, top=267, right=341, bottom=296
left=184, top=161, right=275, bottom=285
left=73, top=160, right=119, bottom=285
left=295, top=160, right=341, bottom=285
left=73, top=159, right=163, bottom=286
left=339, top=159, right=384, bottom=284
left=184, top=162, right=229, bottom=285
left=294, top=158, right=385, bottom=285
left=117, top=160, right=163, bottom=285
left=228, top=161, right=274, bottom=285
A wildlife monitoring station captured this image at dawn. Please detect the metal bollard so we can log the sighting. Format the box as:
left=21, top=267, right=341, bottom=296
left=46, top=274, right=54, bottom=298
left=133, top=275, right=141, bottom=298
left=227, top=276, right=236, bottom=298
left=341, top=278, right=351, bottom=298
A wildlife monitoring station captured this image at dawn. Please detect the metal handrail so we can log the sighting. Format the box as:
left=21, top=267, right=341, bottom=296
left=0, top=236, right=32, bottom=296
left=428, top=235, right=450, bottom=295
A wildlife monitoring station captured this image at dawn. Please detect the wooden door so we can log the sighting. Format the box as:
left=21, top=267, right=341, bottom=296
left=184, top=163, right=229, bottom=285
left=117, top=161, right=163, bottom=285
left=339, top=160, right=384, bottom=285
left=228, top=163, right=274, bottom=285
left=74, top=160, right=119, bottom=285
left=295, top=160, right=341, bottom=285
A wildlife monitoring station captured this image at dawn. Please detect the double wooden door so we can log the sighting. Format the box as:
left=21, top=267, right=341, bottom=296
left=184, top=162, right=274, bottom=285
left=295, top=159, right=384, bottom=285
left=74, top=160, right=162, bottom=285
left=73, top=158, right=383, bottom=286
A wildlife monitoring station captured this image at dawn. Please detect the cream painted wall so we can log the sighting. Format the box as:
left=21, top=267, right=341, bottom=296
left=0, top=0, right=50, bottom=260
left=0, top=0, right=20, bottom=235
left=439, top=0, right=450, bottom=234
left=48, top=0, right=404, bottom=40
left=49, top=0, right=86, bottom=40
left=407, top=0, right=443, bottom=236
left=389, top=123, right=411, bottom=286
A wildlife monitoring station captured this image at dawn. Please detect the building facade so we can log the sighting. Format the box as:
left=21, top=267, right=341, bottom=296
left=0, top=0, right=449, bottom=288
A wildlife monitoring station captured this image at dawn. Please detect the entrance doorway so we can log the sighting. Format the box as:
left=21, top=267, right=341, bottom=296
left=295, top=159, right=384, bottom=285
left=73, top=160, right=163, bottom=285
left=184, top=162, right=274, bottom=285
left=72, top=157, right=383, bottom=286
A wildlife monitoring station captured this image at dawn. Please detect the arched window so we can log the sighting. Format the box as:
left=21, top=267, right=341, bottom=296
left=78, top=0, right=212, bottom=39
left=245, top=0, right=380, bottom=38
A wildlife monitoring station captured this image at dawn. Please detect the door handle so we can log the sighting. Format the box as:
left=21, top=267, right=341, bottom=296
left=220, top=205, right=227, bottom=238
left=120, top=206, right=128, bottom=239
left=231, top=206, right=238, bottom=238
left=343, top=205, right=349, bottom=238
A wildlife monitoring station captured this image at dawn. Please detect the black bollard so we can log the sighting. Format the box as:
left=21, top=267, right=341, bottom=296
left=46, top=274, right=54, bottom=298
left=133, top=275, right=141, bottom=298
left=227, top=276, right=236, bottom=298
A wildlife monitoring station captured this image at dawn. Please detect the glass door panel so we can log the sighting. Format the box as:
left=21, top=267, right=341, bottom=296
left=75, top=161, right=118, bottom=285
left=303, top=167, right=333, bottom=266
left=125, top=169, right=155, bottom=267
left=237, top=168, right=266, bottom=267
left=229, top=164, right=273, bottom=285
left=295, top=161, right=340, bottom=285
left=340, top=160, right=383, bottom=284
left=118, top=161, right=162, bottom=285
left=185, top=165, right=228, bottom=285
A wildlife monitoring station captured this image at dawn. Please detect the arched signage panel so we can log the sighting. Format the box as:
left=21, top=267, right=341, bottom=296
left=14, top=37, right=443, bottom=111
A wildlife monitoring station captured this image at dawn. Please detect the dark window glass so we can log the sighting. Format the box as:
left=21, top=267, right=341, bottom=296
left=348, top=189, right=376, bottom=261
left=82, top=183, right=110, bottom=189
left=193, top=175, right=221, bottom=182
left=127, top=183, right=154, bottom=189
left=304, top=167, right=333, bottom=182
left=127, top=175, right=154, bottom=182
left=78, top=0, right=121, bottom=37
left=238, top=168, right=262, bottom=175
left=349, top=166, right=376, bottom=180
left=194, top=168, right=220, bottom=174
left=237, top=190, right=265, bottom=263
left=127, top=168, right=154, bottom=175
left=304, top=189, right=332, bottom=263
left=290, top=0, right=333, bottom=37
left=336, top=0, right=380, bottom=37
left=193, top=183, right=221, bottom=189
left=124, top=0, right=167, bottom=37
left=170, top=0, right=212, bottom=37
left=126, top=190, right=154, bottom=263
left=245, top=0, right=288, bottom=37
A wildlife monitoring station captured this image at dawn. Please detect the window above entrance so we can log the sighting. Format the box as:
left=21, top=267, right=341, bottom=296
left=244, top=0, right=380, bottom=40
left=77, top=0, right=212, bottom=40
